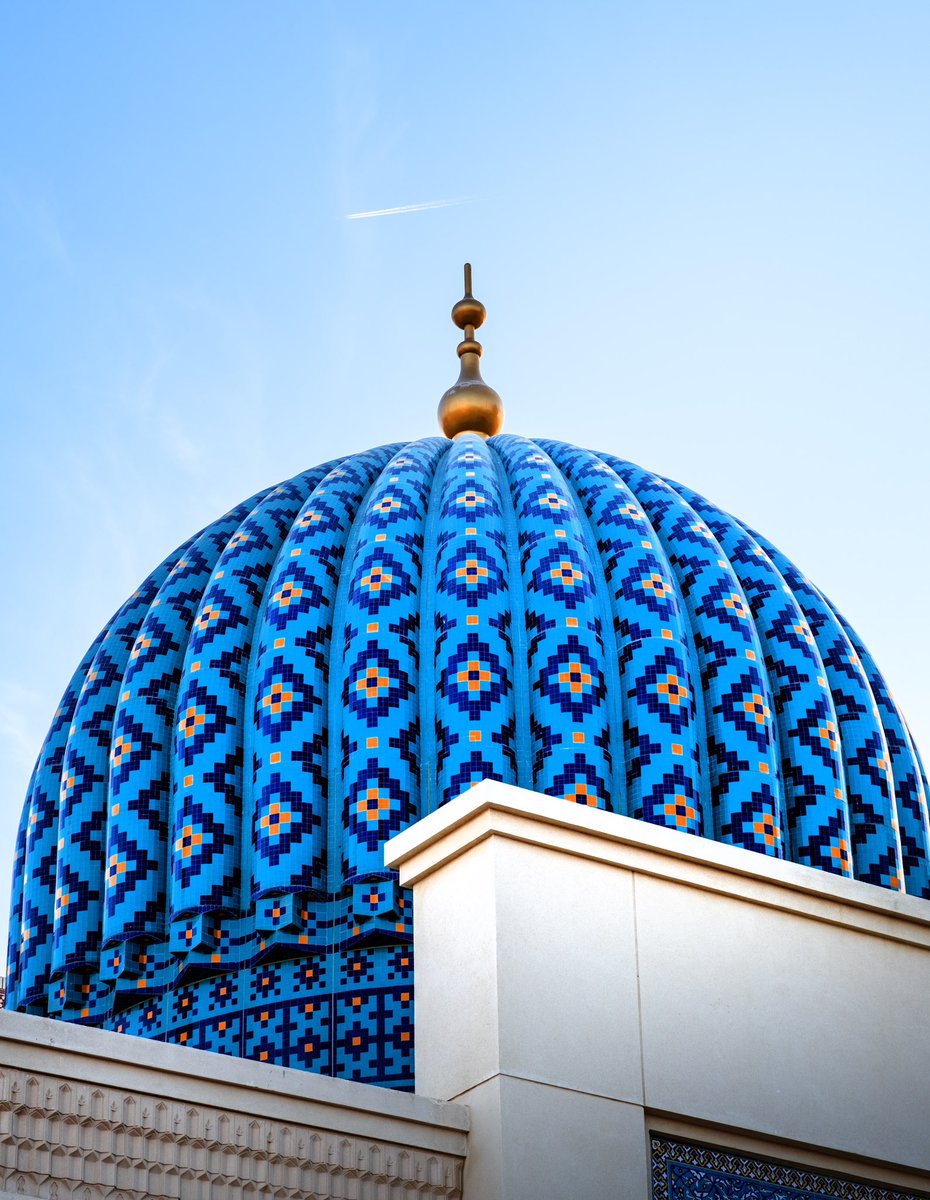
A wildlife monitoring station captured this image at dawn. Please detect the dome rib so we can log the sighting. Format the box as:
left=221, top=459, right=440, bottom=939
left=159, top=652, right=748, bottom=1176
left=336, top=439, right=446, bottom=952
left=604, top=456, right=784, bottom=858
left=105, top=488, right=286, bottom=955
left=664, top=477, right=853, bottom=879
left=416, top=443, right=455, bottom=815
left=433, top=435, right=519, bottom=806
left=166, top=468, right=335, bottom=930
left=54, top=546, right=198, bottom=987
left=242, top=465, right=362, bottom=909
left=248, top=447, right=399, bottom=909
left=743, top=524, right=904, bottom=891
left=495, top=435, right=613, bottom=807
left=320, top=452, right=403, bottom=901
left=12, top=625, right=110, bottom=1011
left=827, top=603, right=930, bottom=896
left=551, top=453, right=628, bottom=816
left=6, top=767, right=34, bottom=1009
left=8, top=432, right=927, bottom=1086
left=540, top=441, right=704, bottom=830
left=487, top=438, right=534, bottom=792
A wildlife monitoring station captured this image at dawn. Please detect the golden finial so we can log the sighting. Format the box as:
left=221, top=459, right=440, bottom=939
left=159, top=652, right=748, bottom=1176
left=438, top=263, right=504, bottom=439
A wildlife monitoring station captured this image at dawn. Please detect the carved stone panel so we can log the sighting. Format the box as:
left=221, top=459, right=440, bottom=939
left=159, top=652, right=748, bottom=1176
left=0, top=1067, right=464, bottom=1199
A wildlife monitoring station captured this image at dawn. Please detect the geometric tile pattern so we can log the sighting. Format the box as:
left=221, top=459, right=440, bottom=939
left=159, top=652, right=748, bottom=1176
left=664, top=475, right=851, bottom=876
left=598, top=453, right=785, bottom=858
left=744, top=523, right=908, bottom=892
left=8, top=434, right=929, bottom=1093
left=651, top=1135, right=924, bottom=1200
left=106, top=480, right=297, bottom=958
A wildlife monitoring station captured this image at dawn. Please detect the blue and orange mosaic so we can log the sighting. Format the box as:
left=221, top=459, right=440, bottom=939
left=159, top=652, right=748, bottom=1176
left=7, top=434, right=929, bottom=1090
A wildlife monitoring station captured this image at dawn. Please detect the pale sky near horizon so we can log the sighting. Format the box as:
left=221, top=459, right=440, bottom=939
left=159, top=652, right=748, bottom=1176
left=2, top=2, right=928, bottom=951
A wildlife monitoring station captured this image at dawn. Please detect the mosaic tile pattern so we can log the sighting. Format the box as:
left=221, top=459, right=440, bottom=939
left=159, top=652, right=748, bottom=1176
left=743, top=523, right=908, bottom=891
left=8, top=434, right=929, bottom=1088
left=652, top=1135, right=925, bottom=1200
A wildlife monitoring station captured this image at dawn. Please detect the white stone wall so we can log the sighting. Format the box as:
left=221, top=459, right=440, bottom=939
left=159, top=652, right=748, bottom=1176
left=0, top=1010, right=467, bottom=1199
left=387, top=780, right=930, bottom=1200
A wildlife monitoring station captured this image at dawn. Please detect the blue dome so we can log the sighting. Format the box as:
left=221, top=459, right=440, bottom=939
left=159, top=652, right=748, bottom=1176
left=7, top=433, right=929, bottom=1087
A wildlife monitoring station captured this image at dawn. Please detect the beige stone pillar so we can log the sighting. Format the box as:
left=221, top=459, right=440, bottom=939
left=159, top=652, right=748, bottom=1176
left=386, top=781, right=652, bottom=1199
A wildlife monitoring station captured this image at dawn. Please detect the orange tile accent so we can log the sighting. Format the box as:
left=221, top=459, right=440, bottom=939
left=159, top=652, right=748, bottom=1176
left=367, top=737, right=378, bottom=749
left=573, top=732, right=585, bottom=743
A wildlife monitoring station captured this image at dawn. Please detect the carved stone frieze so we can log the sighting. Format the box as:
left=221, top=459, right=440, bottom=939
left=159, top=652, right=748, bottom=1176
left=0, top=1067, right=464, bottom=1199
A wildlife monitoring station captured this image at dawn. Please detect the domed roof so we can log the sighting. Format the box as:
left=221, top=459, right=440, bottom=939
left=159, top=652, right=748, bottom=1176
left=7, top=431, right=929, bottom=1086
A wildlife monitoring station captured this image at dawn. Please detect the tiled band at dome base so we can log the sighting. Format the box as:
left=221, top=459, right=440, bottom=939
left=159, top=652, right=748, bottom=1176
left=7, top=434, right=929, bottom=1089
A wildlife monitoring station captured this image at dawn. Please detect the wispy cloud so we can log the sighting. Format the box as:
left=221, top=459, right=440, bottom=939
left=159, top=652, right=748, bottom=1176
left=3, top=184, right=73, bottom=269
left=0, top=682, right=43, bottom=773
left=345, top=197, right=470, bottom=220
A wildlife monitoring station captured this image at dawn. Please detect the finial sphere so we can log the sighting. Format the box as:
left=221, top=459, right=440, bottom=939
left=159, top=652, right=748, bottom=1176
left=439, top=380, right=504, bottom=439
left=452, top=295, right=486, bottom=330
left=438, top=264, right=504, bottom=439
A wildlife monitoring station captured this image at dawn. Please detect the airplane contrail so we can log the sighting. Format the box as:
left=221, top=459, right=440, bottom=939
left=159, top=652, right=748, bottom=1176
left=345, top=197, right=470, bottom=220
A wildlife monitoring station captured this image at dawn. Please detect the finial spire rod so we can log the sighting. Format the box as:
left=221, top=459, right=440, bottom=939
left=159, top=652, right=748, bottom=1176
left=437, top=264, right=504, bottom=440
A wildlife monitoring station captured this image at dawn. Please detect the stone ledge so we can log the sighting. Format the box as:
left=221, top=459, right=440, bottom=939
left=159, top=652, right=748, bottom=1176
left=0, top=1008, right=468, bottom=1152
left=386, top=780, right=930, bottom=949
left=0, top=1010, right=467, bottom=1199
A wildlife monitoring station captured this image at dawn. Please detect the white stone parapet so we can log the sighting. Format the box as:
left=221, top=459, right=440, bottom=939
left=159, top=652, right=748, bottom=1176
left=386, top=780, right=930, bottom=1200
left=0, top=1007, right=467, bottom=1198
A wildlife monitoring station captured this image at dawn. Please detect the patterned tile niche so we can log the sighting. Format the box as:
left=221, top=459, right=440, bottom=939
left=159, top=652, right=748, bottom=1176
left=651, top=1136, right=927, bottom=1200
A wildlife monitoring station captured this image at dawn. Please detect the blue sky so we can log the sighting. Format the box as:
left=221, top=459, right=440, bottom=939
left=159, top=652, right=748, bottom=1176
left=2, top=2, right=928, bottom=944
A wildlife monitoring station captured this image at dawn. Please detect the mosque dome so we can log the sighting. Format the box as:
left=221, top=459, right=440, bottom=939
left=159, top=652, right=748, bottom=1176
left=7, top=273, right=929, bottom=1090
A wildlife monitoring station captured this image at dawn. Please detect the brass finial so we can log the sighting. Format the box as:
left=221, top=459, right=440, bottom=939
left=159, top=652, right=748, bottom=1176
left=438, top=264, right=504, bottom=439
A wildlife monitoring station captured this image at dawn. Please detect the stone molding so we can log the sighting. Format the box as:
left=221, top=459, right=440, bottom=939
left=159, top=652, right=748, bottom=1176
left=0, top=1010, right=466, bottom=1199
left=386, top=780, right=930, bottom=948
